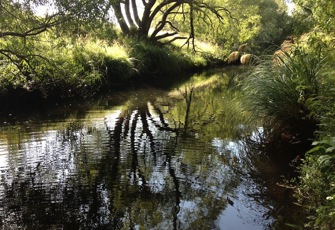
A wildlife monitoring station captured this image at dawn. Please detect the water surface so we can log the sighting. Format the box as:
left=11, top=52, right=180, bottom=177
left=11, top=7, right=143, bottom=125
left=0, top=68, right=300, bottom=229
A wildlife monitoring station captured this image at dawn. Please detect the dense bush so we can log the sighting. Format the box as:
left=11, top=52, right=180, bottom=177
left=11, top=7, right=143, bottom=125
left=0, top=34, right=135, bottom=98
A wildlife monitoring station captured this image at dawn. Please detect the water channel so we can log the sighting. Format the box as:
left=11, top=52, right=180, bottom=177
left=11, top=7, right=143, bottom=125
left=0, top=68, right=303, bottom=229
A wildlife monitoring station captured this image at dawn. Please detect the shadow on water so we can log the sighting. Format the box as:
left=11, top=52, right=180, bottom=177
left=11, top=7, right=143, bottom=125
left=0, top=67, right=305, bottom=229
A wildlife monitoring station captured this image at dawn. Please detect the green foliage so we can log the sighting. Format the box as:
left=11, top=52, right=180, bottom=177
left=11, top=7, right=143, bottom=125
left=184, top=0, right=293, bottom=54
left=71, top=38, right=134, bottom=83
left=242, top=30, right=335, bottom=229
left=289, top=6, right=314, bottom=35
left=173, top=0, right=262, bottom=48
left=0, top=61, right=23, bottom=93
left=1, top=30, right=217, bottom=99
left=0, top=34, right=136, bottom=98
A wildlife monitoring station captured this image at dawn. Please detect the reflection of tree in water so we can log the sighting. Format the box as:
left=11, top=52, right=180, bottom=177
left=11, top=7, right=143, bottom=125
left=104, top=88, right=203, bottom=228
left=0, top=81, right=247, bottom=229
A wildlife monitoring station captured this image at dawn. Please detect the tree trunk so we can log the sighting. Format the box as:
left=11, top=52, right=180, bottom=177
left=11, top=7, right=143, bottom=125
left=139, top=0, right=156, bottom=37
left=111, top=3, right=130, bottom=34
left=131, top=0, right=141, bottom=26
left=124, top=0, right=137, bottom=29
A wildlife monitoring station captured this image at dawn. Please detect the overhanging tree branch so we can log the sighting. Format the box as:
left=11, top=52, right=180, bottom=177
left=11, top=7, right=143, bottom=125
left=164, top=36, right=188, bottom=44
left=154, top=31, right=178, bottom=40
left=150, top=2, right=182, bottom=40
left=0, top=12, right=65, bottom=38
left=0, top=48, right=59, bottom=78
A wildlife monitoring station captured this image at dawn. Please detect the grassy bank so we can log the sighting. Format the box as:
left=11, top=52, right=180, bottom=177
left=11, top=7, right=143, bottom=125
left=0, top=29, right=227, bottom=102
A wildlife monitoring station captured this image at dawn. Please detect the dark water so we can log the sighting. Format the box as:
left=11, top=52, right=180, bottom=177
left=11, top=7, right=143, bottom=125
left=0, top=68, right=302, bottom=229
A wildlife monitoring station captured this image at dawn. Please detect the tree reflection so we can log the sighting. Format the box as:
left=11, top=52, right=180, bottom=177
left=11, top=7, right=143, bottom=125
left=0, top=71, right=256, bottom=229
left=103, top=99, right=184, bottom=229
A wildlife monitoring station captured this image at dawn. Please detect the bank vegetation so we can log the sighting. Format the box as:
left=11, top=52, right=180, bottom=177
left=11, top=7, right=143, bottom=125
left=242, top=1, right=335, bottom=229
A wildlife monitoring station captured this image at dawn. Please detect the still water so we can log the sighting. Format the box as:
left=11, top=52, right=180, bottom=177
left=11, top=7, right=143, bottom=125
left=0, top=68, right=301, bottom=229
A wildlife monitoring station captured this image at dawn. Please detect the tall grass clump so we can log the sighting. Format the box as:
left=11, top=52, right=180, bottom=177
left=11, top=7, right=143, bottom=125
left=47, top=38, right=135, bottom=97
left=242, top=48, right=327, bottom=157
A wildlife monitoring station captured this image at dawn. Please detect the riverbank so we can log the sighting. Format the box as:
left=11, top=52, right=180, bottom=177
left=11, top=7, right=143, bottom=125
left=0, top=34, right=227, bottom=104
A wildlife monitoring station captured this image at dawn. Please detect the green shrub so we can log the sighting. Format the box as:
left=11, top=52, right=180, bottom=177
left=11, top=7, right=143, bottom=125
left=0, top=35, right=136, bottom=98
left=71, top=39, right=135, bottom=84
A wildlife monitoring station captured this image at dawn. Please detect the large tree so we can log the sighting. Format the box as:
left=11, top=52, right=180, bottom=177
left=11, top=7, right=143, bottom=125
left=250, top=0, right=293, bottom=53
left=52, top=0, right=241, bottom=49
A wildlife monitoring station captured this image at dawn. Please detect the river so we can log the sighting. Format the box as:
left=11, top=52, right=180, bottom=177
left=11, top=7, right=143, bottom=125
left=0, top=68, right=304, bottom=229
